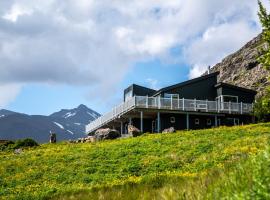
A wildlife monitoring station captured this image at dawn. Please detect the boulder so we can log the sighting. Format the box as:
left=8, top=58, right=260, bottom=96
left=14, top=148, right=23, bottom=154
left=87, top=136, right=96, bottom=143
left=162, top=127, right=175, bottom=134
left=94, top=128, right=120, bottom=140
left=128, top=125, right=142, bottom=137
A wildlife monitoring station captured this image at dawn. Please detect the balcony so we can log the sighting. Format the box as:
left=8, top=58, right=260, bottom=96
left=86, top=96, right=253, bottom=134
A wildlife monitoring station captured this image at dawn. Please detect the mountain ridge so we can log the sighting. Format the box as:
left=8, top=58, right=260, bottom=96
left=0, top=104, right=100, bottom=143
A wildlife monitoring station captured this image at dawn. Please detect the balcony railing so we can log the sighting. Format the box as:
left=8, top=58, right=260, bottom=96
left=86, top=96, right=253, bottom=133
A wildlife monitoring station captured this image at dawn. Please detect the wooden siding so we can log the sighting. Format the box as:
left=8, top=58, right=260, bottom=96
left=159, top=75, right=218, bottom=100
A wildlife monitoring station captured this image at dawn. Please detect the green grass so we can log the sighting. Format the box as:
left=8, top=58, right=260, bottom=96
left=205, top=147, right=270, bottom=199
left=1, top=123, right=270, bottom=200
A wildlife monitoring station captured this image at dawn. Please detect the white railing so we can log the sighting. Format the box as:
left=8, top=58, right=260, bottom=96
left=86, top=97, right=136, bottom=134
left=86, top=96, right=253, bottom=133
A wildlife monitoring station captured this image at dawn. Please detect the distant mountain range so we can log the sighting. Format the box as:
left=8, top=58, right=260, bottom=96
left=0, top=104, right=100, bottom=143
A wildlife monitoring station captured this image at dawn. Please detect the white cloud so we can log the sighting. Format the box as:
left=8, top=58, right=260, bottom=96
left=146, top=78, right=159, bottom=90
left=0, top=0, right=265, bottom=105
left=0, top=84, right=22, bottom=108
left=115, top=27, right=134, bottom=39
left=187, top=21, right=260, bottom=78
left=3, top=4, right=33, bottom=22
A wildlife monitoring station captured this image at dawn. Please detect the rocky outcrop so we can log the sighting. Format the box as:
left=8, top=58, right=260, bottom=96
left=207, top=33, right=270, bottom=97
left=71, top=136, right=96, bottom=143
left=69, top=128, right=120, bottom=143
left=94, top=128, right=120, bottom=140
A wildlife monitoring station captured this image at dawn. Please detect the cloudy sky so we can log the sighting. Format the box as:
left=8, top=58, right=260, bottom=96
left=0, top=0, right=268, bottom=115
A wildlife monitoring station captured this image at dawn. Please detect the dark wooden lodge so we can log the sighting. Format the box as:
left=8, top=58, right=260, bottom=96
left=86, top=72, right=256, bottom=134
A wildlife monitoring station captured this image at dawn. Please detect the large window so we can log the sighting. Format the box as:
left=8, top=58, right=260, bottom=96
left=216, top=95, right=238, bottom=103
left=223, top=95, right=238, bottom=103
left=164, top=93, right=179, bottom=99
left=216, top=95, right=239, bottom=111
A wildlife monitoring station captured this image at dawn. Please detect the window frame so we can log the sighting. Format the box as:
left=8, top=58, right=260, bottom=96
left=216, top=95, right=239, bottom=111
left=164, top=93, right=179, bottom=99
left=170, top=116, right=176, bottom=124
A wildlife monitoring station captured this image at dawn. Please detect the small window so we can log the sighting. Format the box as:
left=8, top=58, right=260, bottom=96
left=222, top=95, right=238, bottom=103
left=125, top=90, right=133, bottom=101
left=170, top=117, right=175, bottom=123
left=164, top=93, right=179, bottom=99
left=195, top=118, right=200, bottom=125
left=207, top=119, right=211, bottom=126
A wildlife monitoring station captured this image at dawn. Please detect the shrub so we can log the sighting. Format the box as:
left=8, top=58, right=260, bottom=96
left=13, top=138, right=39, bottom=149
left=254, top=89, right=270, bottom=122
left=0, top=140, right=14, bottom=151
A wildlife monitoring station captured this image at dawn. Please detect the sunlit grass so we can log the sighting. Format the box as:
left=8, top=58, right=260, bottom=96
left=0, top=123, right=270, bottom=200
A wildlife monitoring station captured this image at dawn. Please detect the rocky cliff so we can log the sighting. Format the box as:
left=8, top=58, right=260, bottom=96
left=208, top=33, right=270, bottom=97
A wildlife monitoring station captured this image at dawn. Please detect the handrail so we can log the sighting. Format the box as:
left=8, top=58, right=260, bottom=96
left=86, top=97, right=136, bottom=133
left=86, top=96, right=253, bottom=133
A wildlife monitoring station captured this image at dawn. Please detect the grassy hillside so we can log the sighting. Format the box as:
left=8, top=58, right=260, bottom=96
left=0, top=123, right=270, bottom=200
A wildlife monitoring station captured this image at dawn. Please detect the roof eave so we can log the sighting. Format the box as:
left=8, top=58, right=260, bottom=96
left=152, top=72, right=220, bottom=96
left=215, top=82, right=257, bottom=94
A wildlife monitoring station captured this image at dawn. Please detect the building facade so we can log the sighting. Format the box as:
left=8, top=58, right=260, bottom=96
left=86, top=72, right=257, bottom=135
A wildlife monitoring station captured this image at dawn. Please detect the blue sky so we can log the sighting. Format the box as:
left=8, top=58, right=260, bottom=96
left=0, top=0, right=267, bottom=115
left=7, top=59, right=189, bottom=115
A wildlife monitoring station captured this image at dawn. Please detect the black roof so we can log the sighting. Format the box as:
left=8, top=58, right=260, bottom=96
left=132, top=84, right=157, bottom=92
left=153, top=72, right=220, bottom=96
left=215, top=82, right=257, bottom=94
left=124, top=84, right=156, bottom=92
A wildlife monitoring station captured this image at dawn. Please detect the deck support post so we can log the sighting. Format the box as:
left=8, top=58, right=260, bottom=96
left=215, top=115, right=218, bottom=127
left=217, top=100, right=220, bottom=113
left=186, top=113, right=189, bottom=130
left=129, top=118, right=132, bottom=125
left=120, top=121, right=123, bottom=135
left=157, top=112, right=161, bottom=133
left=171, top=96, right=173, bottom=110
left=140, top=111, right=143, bottom=133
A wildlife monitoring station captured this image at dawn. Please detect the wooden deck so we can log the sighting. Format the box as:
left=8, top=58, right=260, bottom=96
left=86, top=96, right=253, bottom=134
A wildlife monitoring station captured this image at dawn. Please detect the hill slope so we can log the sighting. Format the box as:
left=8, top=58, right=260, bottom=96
left=0, top=105, right=100, bottom=143
left=0, top=123, right=270, bottom=200
left=208, top=33, right=270, bottom=97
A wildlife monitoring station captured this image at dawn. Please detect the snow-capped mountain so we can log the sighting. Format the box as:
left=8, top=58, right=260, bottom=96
left=0, top=105, right=100, bottom=143
left=50, top=104, right=100, bottom=124
left=49, top=104, right=101, bottom=137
